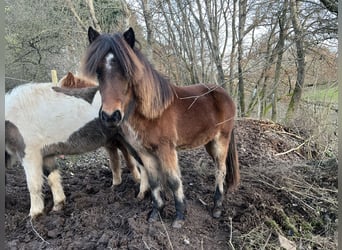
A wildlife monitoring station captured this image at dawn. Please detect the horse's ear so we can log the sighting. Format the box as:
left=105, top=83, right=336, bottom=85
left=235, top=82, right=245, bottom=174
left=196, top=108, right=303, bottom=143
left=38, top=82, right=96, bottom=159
left=65, top=72, right=75, bottom=86
left=66, top=72, right=74, bottom=79
left=123, top=27, right=135, bottom=48
left=88, top=27, right=100, bottom=44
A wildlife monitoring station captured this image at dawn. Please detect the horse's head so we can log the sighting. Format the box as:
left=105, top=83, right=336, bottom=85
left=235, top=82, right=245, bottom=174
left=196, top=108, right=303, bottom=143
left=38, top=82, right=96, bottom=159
left=59, top=72, right=98, bottom=88
left=83, top=27, right=142, bottom=128
left=83, top=27, right=174, bottom=128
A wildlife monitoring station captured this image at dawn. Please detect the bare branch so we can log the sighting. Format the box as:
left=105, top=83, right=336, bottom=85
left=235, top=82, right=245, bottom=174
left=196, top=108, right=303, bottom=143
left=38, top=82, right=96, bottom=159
left=86, top=0, right=102, bottom=32
left=64, top=0, right=88, bottom=32
left=319, top=0, right=338, bottom=14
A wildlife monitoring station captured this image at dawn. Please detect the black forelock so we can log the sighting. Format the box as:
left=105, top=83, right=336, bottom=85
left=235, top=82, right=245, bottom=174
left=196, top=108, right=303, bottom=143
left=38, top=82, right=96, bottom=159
left=82, top=32, right=138, bottom=80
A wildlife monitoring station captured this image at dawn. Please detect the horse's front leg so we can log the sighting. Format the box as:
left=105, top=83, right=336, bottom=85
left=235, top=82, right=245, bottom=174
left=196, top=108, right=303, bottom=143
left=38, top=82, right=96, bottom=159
left=104, top=145, right=122, bottom=186
left=119, top=146, right=141, bottom=184
left=22, top=149, right=45, bottom=218
left=43, top=156, right=66, bottom=212
left=120, top=147, right=150, bottom=200
left=162, top=148, right=186, bottom=228
left=139, top=152, right=164, bottom=221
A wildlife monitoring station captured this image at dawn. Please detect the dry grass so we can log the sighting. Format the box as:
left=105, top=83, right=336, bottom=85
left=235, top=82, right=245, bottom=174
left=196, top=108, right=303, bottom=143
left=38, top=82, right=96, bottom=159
left=286, top=101, right=338, bottom=160
left=235, top=158, right=337, bottom=249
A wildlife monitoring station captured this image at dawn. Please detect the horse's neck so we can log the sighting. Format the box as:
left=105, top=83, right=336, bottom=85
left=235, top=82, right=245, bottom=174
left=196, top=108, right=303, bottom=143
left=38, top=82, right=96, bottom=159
left=128, top=109, right=148, bottom=131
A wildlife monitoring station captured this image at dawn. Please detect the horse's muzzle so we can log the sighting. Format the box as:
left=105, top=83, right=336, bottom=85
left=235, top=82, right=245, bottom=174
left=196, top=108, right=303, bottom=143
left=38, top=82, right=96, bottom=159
left=99, top=109, right=123, bottom=127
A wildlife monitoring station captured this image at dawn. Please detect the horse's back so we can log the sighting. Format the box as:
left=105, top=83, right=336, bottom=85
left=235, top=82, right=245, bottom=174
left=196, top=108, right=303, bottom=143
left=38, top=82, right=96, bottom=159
left=172, top=84, right=235, bottom=149
left=5, top=82, right=100, bottom=147
left=174, top=84, right=235, bottom=118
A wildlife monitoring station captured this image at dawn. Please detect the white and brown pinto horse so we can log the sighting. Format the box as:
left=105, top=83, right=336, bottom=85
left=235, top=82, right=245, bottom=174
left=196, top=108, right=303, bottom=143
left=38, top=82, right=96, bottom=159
left=82, top=27, right=240, bottom=228
left=5, top=73, right=143, bottom=218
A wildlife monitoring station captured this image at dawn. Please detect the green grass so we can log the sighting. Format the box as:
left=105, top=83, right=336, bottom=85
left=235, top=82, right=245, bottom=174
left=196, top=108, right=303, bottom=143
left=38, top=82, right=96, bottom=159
left=303, top=86, right=338, bottom=103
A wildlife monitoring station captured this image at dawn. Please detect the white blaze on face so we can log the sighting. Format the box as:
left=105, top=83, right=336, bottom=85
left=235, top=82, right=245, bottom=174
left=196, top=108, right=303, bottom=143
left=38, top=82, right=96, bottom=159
left=105, top=53, right=114, bottom=70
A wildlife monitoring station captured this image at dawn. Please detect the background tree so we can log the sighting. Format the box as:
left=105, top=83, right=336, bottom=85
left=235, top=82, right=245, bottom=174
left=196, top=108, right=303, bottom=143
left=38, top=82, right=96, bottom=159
left=5, top=0, right=131, bottom=91
left=141, top=0, right=154, bottom=61
left=5, top=0, right=71, bottom=88
left=5, top=0, right=337, bottom=126
left=285, top=0, right=305, bottom=120
left=237, top=0, right=247, bottom=116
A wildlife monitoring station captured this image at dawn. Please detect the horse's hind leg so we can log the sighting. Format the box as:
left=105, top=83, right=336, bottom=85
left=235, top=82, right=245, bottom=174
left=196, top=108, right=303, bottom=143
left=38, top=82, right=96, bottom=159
left=205, top=133, right=230, bottom=218
left=22, top=149, right=45, bottom=218
left=43, top=156, right=66, bottom=212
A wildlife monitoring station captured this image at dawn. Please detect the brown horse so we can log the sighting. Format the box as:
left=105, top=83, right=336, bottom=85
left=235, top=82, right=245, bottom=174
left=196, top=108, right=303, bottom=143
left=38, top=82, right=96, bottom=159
left=58, top=72, right=98, bottom=88
left=82, top=27, right=240, bottom=228
left=56, top=72, right=142, bottom=189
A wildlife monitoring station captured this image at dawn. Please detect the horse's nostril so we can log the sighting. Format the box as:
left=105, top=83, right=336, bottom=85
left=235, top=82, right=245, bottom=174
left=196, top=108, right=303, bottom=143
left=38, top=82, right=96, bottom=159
left=100, top=110, right=122, bottom=124
left=112, top=110, right=122, bottom=122
left=100, top=110, right=109, bottom=122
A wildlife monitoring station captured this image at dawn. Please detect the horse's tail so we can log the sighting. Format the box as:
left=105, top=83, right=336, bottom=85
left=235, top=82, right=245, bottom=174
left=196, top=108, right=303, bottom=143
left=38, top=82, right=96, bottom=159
left=226, top=128, right=240, bottom=191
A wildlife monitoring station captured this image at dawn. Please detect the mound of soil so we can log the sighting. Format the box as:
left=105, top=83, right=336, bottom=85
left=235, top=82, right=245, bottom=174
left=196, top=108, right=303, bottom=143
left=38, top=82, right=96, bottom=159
left=5, top=119, right=337, bottom=249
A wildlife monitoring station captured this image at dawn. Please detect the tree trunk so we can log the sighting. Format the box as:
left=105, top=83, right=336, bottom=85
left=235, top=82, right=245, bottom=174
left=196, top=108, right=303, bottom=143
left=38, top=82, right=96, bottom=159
left=141, top=0, right=154, bottom=62
left=245, top=23, right=277, bottom=117
left=237, top=0, right=247, bottom=116
left=286, top=0, right=305, bottom=121
left=119, top=0, right=131, bottom=29
left=65, top=0, right=88, bottom=32
left=86, top=0, right=102, bottom=32
left=228, top=0, right=237, bottom=95
left=193, top=0, right=226, bottom=86
left=271, top=0, right=288, bottom=121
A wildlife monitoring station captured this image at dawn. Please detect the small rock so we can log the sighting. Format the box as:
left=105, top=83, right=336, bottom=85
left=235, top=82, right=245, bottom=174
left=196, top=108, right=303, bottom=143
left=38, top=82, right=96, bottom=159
left=98, top=232, right=110, bottom=245
left=47, top=229, right=59, bottom=238
left=183, top=237, right=190, bottom=245
left=7, top=240, right=18, bottom=250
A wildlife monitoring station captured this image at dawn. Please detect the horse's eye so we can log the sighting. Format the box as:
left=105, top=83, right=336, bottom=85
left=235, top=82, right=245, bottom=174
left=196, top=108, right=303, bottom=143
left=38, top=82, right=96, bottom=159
left=96, top=69, right=101, bottom=78
left=124, top=83, right=130, bottom=94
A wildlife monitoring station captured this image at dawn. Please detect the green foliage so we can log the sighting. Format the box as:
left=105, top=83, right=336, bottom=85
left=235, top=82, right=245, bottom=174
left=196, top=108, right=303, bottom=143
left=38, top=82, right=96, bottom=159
left=303, top=86, right=338, bottom=103
left=271, top=207, right=299, bottom=237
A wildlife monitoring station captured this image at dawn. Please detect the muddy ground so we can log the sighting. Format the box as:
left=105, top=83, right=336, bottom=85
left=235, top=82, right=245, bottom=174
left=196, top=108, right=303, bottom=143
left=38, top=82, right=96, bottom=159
left=5, top=119, right=337, bottom=249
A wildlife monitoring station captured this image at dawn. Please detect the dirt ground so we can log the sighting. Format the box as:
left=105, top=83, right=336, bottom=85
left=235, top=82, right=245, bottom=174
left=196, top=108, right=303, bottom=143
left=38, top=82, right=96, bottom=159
left=5, top=119, right=337, bottom=249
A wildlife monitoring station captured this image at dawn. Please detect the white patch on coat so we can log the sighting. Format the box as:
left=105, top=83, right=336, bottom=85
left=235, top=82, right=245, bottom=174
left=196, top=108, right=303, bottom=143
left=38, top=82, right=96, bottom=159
left=105, top=53, right=114, bottom=71
left=5, top=83, right=101, bottom=147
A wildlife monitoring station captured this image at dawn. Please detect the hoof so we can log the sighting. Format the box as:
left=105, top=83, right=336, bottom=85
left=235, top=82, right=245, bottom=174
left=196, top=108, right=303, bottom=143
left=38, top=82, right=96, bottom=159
left=148, top=209, right=160, bottom=223
left=136, top=191, right=145, bottom=201
left=112, top=178, right=122, bottom=186
left=111, top=183, right=121, bottom=191
left=212, top=208, right=222, bottom=218
left=30, top=211, right=44, bottom=219
left=172, top=219, right=185, bottom=229
left=52, top=201, right=65, bottom=212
